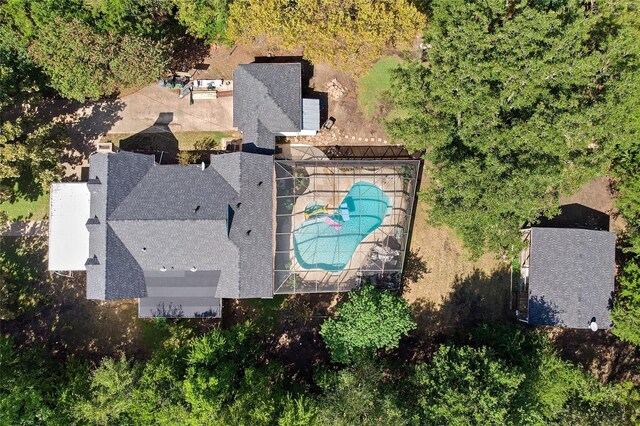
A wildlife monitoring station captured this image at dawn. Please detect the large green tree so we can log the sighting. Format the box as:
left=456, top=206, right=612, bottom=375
left=174, top=0, right=229, bottom=44
left=0, top=336, right=85, bottom=425
left=227, top=0, right=424, bottom=75
left=0, top=25, right=44, bottom=112
left=414, top=345, right=523, bottom=425
left=83, top=0, right=176, bottom=38
left=29, top=17, right=169, bottom=101
left=73, top=356, right=140, bottom=425
left=387, top=0, right=639, bottom=257
left=313, top=360, right=408, bottom=425
left=611, top=260, right=640, bottom=345
left=0, top=115, right=67, bottom=203
left=320, top=284, right=415, bottom=364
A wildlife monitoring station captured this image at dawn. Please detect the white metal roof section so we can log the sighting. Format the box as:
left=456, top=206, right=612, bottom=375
left=302, top=98, right=320, bottom=131
left=275, top=98, right=320, bottom=137
left=48, top=183, right=91, bottom=271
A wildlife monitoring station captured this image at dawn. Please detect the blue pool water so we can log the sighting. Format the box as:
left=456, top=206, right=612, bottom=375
left=293, top=182, right=390, bottom=271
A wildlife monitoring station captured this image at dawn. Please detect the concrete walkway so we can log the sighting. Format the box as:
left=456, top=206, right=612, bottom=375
left=1, top=221, right=47, bottom=237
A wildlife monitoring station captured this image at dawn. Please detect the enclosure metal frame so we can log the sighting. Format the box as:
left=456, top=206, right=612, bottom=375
left=274, top=158, right=420, bottom=294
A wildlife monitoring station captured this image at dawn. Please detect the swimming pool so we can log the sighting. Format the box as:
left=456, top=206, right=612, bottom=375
left=293, top=182, right=390, bottom=271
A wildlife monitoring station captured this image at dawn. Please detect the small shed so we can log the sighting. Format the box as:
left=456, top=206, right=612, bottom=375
left=516, top=227, right=616, bottom=329
left=48, top=183, right=91, bottom=271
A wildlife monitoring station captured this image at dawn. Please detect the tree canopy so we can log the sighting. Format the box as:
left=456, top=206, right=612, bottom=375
left=320, top=284, right=415, bottom=363
left=0, top=115, right=68, bottom=202
left=1, top=0, right=178, bottom=102
left=414, top=345, right=523, bottom=424
left=611, top=260, right=640, bottom=345
left=227, top=0, right=424, bottom=74
left=387, top=0, right=640, bottom=257
left=3, top=323, right=637, bottom=425
left=29, top=17, right=168, bottom=102
left=174, top=0, right=229, bottom=44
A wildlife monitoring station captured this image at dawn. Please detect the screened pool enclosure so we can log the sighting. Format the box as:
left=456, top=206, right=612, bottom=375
left=274, top=155, right=420, bottom=294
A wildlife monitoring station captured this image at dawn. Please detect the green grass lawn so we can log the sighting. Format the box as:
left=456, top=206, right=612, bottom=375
left=358, top=56, right=403, bottom=121
left=0, top=192, right=50, bottom=221
left=102, top=131, right=237, bottom=151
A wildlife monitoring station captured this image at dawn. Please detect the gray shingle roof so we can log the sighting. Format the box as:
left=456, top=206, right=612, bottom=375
left=138, top=271, right=222, bottom=318
left=223, top=152, right=274, bottom=299
left=85, top=151, right=274, bottom=308
left=528, top=227, right=615, bottom=329
left=233, top=63, right=302, bottom=149
left=109, top=164, right=237, bottom=220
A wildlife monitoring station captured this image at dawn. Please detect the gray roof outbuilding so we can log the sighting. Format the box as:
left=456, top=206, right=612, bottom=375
left=527, top=227, right=615, bottom=329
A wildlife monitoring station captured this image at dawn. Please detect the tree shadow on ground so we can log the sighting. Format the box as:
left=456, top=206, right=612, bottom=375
left=223, top=292, right=348, bottom=383
left=170, top=35, right=211, bottom=72
left=0, top=237, right=48, bottom=320
left=548, top=328, right=640, bottom=384
left=1, top=235, right=206, bottom=362
left=32, top=98, right=126, bottom=176
left=402, top=266, right=512, bottom=362
left=2, top=98, right=125, bottom=186
left=8, top=170, right=47, bottom=202
left=119, top=112, right=179, bottom=164
left=65, top=99, right=127, bottom=162
left=534, top=203, right=610, bottom=231
left=402, top=248, right=430, bottom=288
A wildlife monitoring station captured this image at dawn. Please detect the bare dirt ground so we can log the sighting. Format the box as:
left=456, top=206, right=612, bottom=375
left=401, top=174, right=510, bottom=345
left=308, top=63, right=390, bottom=144
left=549, top=328, right=639, bottom=384
left=560, top=175, right=625, bottom=232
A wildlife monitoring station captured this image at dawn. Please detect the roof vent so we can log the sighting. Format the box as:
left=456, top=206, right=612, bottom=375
left=193, top=205, right=200, bottom=213
left=246, top=230, right=251, bottom=236
left=160, top=266, right=167, bottom=272
left=190, top=266, right=197, bottom=272
left=142, top=247, right=147, bottom=252
left=236, top=202, right=241, bottom=208
left=258, top=181, right=263, bottom=186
